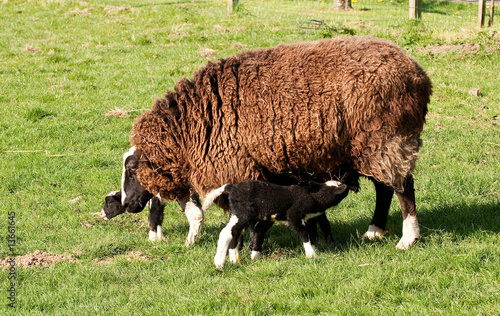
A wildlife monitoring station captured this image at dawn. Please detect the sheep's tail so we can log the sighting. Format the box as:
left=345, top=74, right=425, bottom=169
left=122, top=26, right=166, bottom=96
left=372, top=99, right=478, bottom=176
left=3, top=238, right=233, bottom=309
left=202, top=184, right=228, bottom=211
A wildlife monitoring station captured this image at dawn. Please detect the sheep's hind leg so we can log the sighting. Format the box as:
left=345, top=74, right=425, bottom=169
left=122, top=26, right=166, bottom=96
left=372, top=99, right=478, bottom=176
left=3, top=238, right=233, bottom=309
left=183, top=193, right=204, bottom=246
left=395, top=175, right=420, bottom=250
left=363, top=179, right=394, bottom=240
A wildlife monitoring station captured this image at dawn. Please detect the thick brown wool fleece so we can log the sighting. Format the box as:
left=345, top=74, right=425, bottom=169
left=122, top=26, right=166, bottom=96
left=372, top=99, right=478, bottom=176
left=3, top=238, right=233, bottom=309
left=130, top=36, right=432, bottom=201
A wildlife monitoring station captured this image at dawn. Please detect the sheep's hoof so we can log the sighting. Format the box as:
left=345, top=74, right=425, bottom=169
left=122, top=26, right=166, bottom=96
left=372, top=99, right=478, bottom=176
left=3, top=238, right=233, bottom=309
left=396, top=236, right=418, bottom=250
left=228, top=249, right=241, bottom=264
left=148, top=234, right=167, bottom=242
left=251, top=251, right=262, bottom=261
left=362, top=225, right=385, bottom=240
left=185, top=233, right=198, bottom=246
left=214, top=259, right=225, bottom=270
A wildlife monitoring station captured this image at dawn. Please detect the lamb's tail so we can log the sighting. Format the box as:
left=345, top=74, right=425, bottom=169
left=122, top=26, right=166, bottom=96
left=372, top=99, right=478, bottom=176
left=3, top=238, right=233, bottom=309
left=202, top=184, right=228, bottom=211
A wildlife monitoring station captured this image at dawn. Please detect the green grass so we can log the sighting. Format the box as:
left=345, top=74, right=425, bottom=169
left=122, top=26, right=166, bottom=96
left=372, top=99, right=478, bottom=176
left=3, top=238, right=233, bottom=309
left=1, top=0, right=499, bottom=314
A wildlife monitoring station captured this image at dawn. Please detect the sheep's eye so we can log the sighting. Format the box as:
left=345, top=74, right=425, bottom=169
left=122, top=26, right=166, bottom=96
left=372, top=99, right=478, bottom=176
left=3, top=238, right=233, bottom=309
left=128, top=168, right=136, bottom=176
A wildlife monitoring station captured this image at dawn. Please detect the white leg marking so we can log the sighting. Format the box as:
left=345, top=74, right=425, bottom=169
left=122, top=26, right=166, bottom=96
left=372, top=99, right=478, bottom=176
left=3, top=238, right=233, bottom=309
left=121, top=146, right=136, bottom=205
left=149, top=225, right=165, bottom=242
left=362, top=224, right=385, bottom=240
left=184, top=201, right=204, bottom=246
left=251, top=251, right=262, bottom=261
left=156, top=225, right=165, bottom=240
left=214, top=215, right=238, bottom=270
left=303, top=241, right=317, bottom=258
left=228, top=248, right=241, bottom=264
left=149, top=230, right=158, bottom=241
left=396, top=215, right=420, bottom=250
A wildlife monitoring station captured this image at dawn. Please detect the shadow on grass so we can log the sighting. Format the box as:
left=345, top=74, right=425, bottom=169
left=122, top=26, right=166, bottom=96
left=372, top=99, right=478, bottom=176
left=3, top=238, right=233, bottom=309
left=93, top=199, right=499, bottom=260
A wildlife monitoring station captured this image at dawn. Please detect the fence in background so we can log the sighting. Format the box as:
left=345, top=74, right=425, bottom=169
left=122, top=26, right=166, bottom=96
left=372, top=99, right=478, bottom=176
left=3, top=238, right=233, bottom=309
left=227, top=0, right=496, bottom=34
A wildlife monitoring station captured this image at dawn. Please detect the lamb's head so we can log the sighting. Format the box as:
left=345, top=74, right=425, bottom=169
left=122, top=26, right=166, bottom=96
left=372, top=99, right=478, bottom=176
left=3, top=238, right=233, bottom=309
left=121, top=146, right=154, bottom=213
left=307, top=180, right=350, bottom=208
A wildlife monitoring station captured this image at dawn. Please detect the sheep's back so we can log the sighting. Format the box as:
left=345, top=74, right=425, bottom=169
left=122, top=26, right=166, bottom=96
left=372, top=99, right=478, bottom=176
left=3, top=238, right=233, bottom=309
left=234, top=37, right=431, bottom=189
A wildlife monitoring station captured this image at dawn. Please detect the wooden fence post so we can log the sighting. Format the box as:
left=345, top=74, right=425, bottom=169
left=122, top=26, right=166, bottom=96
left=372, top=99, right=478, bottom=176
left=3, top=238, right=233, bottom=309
left=488, top=0, right=495, bottom=27
left=227, top=0, right=238, bottom=14
left=409, top=0, right=422, bottom=20
left=478, top=0, right=486, bottom=27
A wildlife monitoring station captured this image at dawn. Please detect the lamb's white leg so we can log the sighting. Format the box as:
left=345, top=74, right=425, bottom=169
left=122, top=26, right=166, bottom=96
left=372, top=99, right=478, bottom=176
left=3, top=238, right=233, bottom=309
left=149, top=225, right=165, bottom=242
left=362, top=224, right=385, bottom=240
left=214, top=215, right=239, bottom=270
left=396, top=215, right=420, bottom=250
left=184, top=201, right=204, bottom=246
left=303, top=241, right=317, bottom=258
left=251, top=251, right=262, bottom=261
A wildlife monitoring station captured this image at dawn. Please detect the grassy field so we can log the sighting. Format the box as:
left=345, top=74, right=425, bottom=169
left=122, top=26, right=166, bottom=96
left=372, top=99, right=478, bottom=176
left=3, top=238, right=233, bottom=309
left=1, top=0, right=499, bottom=314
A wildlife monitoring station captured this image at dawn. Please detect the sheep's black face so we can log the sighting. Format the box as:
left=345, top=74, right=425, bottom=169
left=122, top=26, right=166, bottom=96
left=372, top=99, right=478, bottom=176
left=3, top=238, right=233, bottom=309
left=121, top=147, right=154, bottom=214
left=101, top=190, right=125, bottom=220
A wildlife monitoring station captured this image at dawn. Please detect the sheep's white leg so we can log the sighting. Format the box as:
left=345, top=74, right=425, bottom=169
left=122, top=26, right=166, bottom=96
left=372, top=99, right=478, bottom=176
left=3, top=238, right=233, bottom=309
left=395, top=175, right=419, bottom=249
left=214, top=215, right=239, bottom=270
left=149, top=225, right=165, bottom=242
left=303, top=241, right=317, bottom=258
left=228, top=248, right=241, bottom=263
left=362, top=224, right=385, bottom=240
left=184, top=201, right=204, bottom=246
left=396, top=215, right=420, bottom=250
left=251, top=251, right=262, bottom=261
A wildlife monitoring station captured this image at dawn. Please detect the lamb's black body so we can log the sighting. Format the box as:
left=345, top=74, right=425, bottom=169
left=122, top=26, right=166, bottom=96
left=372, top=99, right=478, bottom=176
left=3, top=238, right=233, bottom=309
left=205, top=180, right=348, bottom=269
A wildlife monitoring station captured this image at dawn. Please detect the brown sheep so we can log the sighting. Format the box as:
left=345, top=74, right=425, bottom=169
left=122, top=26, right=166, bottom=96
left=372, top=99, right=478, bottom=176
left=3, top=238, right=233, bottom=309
left=126, top=36, right=432, bottom=249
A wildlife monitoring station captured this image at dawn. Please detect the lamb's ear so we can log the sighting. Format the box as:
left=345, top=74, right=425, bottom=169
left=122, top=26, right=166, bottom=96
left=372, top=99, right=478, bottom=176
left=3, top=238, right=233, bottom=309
left=306, top=181, right=324, bottom=191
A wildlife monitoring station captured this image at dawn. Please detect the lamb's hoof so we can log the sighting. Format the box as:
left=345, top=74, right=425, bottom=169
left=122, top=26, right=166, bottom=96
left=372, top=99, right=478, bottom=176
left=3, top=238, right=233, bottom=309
left=396, top=235, right=418, bottom=250
left=306, top=253, right=317, bottom=259
left=362, top=225, right=385, bottom=240
left=303, top=242, right=317, bottom=258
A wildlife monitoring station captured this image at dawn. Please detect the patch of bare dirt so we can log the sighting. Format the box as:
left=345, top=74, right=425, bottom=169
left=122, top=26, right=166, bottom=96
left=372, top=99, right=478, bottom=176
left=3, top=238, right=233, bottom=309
left=199, top=48, right=217, bottom=59
left=104, top=107, right=132, bottom=118
left=22, top=45, right=42, bottom=54
left=1, top=251, right=77, bottom=268
left=104, top=5, right=136, bottom=15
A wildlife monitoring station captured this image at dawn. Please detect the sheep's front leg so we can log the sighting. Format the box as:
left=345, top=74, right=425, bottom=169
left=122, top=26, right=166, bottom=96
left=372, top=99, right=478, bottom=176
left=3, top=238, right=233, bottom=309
left=214, top=215, right=241, bottom=270
left=183, top=195, right=204, bottom=246
left=148, top=196, right=166, bottom=242
left=395, top=175, right=420, bottom=249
